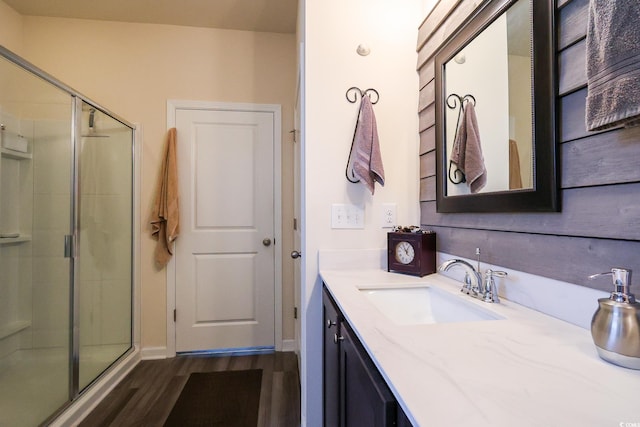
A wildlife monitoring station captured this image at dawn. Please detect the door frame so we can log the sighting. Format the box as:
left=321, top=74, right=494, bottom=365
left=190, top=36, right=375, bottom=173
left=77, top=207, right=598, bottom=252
left=165, top=99, right=282, bottom=357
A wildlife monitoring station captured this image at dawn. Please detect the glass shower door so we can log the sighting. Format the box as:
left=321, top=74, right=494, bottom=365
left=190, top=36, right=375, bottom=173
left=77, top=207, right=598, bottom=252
left=77, top=101, right=133, bottom=391
left=1, top=47, right=135, bottom=426
left=0, top=55, right=73, bottom=426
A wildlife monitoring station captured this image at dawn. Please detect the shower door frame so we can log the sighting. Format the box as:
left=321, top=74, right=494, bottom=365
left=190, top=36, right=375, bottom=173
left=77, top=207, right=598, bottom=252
left=0, top=45, right=140, bottom=425
left=70, top=98, right=137, bottom=398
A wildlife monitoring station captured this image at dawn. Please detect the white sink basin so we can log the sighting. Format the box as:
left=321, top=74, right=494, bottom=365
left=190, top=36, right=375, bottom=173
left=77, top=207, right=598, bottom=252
left=359, top=286, right=504, bottom=325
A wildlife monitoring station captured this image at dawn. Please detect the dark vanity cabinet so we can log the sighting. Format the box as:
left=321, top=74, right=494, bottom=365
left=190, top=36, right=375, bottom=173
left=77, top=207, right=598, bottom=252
left=323, top=286, right=413, bottom=427
left=324, top=286, right=342, bottom=426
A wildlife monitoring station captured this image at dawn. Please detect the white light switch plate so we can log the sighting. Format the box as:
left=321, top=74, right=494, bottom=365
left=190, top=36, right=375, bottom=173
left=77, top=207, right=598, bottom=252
left=331, top=204, right=365, bottom=229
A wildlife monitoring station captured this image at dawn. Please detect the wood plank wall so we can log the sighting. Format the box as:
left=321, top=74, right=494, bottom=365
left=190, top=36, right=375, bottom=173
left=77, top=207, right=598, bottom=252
left=417, top=0, right=640, bottom=292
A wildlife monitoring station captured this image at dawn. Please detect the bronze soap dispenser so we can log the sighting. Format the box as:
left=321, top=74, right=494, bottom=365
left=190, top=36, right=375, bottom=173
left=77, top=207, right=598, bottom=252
left=589, top=268, right=640, bottom=369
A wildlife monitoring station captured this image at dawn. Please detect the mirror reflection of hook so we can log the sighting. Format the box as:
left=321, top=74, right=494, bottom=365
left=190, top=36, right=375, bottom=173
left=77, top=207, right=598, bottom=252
left=449, top=161, right=466, bottom=184
left=346, top=87, right=380, bottom=104
left=446, top=93, right=475, bottom=109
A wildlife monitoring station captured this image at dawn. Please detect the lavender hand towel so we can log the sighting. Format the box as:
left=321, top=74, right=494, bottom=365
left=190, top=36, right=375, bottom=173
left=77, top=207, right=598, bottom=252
left=352, top=96, right=385, bottom=194
left=450, top=102, right=486, bottom=193
left=586, top=0, right=640, bottom=131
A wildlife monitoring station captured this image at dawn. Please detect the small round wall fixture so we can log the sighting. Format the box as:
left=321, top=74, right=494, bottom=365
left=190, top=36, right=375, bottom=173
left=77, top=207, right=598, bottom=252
left=356, top=44, right=371, bottom=56
left=454, top=53, right=466, bottom=64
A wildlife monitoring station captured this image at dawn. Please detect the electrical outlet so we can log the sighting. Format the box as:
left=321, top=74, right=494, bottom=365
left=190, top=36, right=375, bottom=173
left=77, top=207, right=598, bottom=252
left=381, top=203, right=397, bottom=228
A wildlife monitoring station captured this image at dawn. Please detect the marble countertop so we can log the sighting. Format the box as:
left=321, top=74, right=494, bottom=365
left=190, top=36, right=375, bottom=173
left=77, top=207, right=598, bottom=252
left=320, top=269, right=640, bottom=427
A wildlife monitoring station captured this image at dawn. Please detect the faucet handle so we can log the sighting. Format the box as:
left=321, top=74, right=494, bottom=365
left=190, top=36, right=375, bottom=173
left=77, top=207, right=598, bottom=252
left=482, top=269, right=507, bottom=303
left=485, top=269, right=507, bottom=278
left=461, top=273, right=474, bottom=295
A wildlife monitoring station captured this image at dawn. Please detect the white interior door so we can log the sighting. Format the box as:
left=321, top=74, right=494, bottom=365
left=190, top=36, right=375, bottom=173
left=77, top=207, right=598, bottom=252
left=293, top=59, right=303, bottom=355
left=173, top=105, right=277, bottom=353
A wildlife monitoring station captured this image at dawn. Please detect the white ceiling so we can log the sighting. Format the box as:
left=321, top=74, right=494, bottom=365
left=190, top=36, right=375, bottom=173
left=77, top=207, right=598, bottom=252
left=4, top=0, right=298, bottom=34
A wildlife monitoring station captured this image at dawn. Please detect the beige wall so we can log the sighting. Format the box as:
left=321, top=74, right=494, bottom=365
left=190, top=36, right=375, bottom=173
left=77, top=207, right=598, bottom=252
left=0, top=7, right=296, bottom=350
left=0, top=0, right=23, bottom=54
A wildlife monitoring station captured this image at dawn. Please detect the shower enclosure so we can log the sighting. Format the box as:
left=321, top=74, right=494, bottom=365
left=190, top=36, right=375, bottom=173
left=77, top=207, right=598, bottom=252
left=0, top=47, right=135, bottom=426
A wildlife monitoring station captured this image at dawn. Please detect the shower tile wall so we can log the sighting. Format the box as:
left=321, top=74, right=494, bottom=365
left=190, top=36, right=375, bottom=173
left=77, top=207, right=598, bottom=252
left=79, top=127, right=132, bottom=348
left=31, top=119, right=71, bottom=349
left=0, top=112, right=34, bottom=360
left=0, top=112, right=74, bottom=354
left=0, top=110, right=72, bottom=426
left=0, top=242, right=32, bottom=357
left=77, top=114, right=132, bottom=389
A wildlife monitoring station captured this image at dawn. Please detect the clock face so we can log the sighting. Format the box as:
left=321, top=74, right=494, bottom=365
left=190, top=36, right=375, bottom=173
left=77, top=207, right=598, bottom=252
left=395, top=241, right=415, bottom=265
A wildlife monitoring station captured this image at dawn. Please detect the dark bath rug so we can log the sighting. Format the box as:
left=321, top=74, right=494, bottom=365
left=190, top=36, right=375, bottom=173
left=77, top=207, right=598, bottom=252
left=164, top=369, right=262, bottom=427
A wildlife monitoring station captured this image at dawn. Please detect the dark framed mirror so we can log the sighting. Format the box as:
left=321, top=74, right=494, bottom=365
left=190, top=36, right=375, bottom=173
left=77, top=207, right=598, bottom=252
left=435, top=0, right=558, bottom=213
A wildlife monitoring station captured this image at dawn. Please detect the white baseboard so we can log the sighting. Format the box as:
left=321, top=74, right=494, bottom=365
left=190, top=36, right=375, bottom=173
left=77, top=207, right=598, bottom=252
left=141, top=346, right=168, bottom=360
left=142, top=342, right=295, bottom=359
left=282, top=339, right=297, bottom=352
left=50, top=348, right=141, bottom=427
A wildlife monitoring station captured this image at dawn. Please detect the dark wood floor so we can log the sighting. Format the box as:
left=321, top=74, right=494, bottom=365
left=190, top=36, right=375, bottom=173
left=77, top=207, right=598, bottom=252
left=79, top=351, right=300, bottom=427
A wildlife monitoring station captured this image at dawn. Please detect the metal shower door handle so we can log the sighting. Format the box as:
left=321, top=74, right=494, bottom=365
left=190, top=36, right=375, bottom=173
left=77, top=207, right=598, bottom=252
left=64, top=234, right=75, bottom=258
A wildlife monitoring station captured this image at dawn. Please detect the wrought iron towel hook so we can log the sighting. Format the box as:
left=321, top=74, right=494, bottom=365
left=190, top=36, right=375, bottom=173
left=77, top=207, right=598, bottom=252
left=345, top=87, right=380, bottom=104
left=345, top=86, right=380, bottom=183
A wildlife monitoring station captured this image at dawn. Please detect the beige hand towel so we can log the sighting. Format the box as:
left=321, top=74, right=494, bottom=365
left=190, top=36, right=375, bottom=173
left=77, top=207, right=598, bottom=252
left=586, top=0, right=640, bottom=131
left=509, top=139, right=523, bottom=190
left=352, top=96, right=385, bottom=195
left=151, top=128, right=180, bottom=268
left=450, top=102, right=486, bottom=193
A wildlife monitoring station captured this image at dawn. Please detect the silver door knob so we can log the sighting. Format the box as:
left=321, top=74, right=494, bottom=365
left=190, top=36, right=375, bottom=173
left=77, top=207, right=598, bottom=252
left=291, top=250, right=302, bottom=259
left=263, top=238, right=272, bottom=246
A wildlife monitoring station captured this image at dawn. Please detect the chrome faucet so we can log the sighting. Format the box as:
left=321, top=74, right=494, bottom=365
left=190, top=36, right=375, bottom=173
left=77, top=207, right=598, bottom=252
left=438, top=259, right=482, bottom=296
left=438, top=259, right=507, bottom=303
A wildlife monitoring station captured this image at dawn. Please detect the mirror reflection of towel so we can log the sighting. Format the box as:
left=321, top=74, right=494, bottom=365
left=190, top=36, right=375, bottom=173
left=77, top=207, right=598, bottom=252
left=352, top=96, right=385, bottom=195
left=151, top=128, right=180, bottom=268
left=450, top=102, right=486, bottom=193
left=509, top=139, right=523, bottom=189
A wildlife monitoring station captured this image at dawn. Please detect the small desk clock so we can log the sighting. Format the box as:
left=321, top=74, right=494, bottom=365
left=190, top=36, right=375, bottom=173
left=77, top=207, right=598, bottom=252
left=387, top=229, right=436, bottom=277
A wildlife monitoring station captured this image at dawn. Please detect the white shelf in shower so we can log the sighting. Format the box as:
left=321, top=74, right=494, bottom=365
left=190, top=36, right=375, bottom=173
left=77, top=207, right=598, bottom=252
left=0, top=234, right=31, bottom=245
left=0, top=320, right=31, bottom=339
left=0, top=148, right=32, bottom=160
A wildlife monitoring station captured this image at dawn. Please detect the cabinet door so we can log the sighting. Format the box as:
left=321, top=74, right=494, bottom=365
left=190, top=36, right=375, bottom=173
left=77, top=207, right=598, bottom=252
left=397, top=407, right=413, bottom=427
left=323, top=289, right=341, bottom=427
left=340, top=324, right=396, bottom=427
